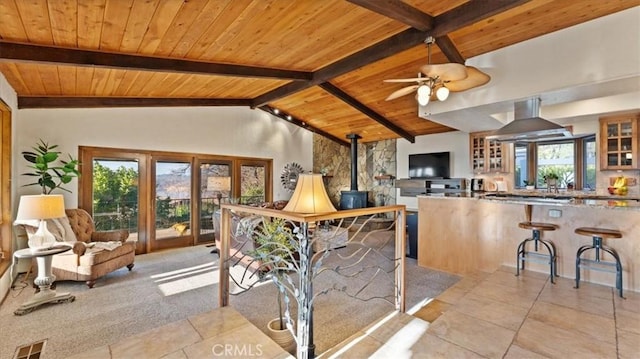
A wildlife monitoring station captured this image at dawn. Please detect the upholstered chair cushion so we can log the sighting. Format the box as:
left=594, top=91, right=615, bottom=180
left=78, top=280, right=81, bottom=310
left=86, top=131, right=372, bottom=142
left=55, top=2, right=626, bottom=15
left=65, top=209, right=129, bottom=243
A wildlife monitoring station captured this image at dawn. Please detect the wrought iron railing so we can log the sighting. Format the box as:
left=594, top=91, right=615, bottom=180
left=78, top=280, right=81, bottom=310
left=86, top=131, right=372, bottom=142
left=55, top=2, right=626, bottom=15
left=217, top=204, right=407, bottom=359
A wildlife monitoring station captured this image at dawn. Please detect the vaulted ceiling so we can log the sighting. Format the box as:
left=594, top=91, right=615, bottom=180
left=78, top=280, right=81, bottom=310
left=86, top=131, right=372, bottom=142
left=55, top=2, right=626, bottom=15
left=0, top=0, right=637, bottom=146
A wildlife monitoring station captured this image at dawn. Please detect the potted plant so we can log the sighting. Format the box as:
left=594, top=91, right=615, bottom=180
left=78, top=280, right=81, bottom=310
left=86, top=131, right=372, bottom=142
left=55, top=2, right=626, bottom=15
left=543, top=170, right=560, bottom=193
left=523, top=180, right=535, bottom=190
left=22, top=139, right=80, bottom=194
left=249, top=217, right=297, bottom=354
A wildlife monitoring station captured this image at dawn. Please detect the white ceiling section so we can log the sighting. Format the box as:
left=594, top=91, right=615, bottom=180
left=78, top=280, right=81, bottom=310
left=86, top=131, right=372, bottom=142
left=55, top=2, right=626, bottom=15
left=420, top=6, right=640, bottom=134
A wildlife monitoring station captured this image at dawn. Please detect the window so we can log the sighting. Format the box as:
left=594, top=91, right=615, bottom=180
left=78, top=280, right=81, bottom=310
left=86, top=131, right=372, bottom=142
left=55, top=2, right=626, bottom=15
left=583, top=136, right=597, bottom=190
left=514, top=144, right=528, bottom=188
left=514, top=136, right=595, bottom=190
left=79, top=147, right=272, bottom=253
left=537, top=141, right=574, bottom=188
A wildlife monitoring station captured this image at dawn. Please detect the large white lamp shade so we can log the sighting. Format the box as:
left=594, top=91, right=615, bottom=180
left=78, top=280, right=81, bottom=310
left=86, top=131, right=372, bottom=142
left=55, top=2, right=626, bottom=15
left=16, top=194, right=66, bottom=251
left=283, top=174, right=336, bottom=214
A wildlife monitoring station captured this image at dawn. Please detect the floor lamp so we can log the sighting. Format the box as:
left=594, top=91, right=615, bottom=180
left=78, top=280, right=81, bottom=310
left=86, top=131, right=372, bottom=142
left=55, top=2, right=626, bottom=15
left=282, top=173, right=336, bottom=359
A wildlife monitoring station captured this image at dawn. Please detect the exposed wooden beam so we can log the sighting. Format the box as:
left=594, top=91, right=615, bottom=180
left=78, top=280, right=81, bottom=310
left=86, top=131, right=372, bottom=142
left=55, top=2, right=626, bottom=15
left=252, top=0, right=531, bottom=107
left=258, top=106, right=349, bottom=147
left=18, top=97, right=251, bottom=109
left=0, top=41, right=312, bottom=81
left=346, top=0, right=433, bottom=31
left=435, top=35, right=465, bottom=64
left=318, top=82, right=415, bottom=143
left=252, top=28, right=427, bottom=107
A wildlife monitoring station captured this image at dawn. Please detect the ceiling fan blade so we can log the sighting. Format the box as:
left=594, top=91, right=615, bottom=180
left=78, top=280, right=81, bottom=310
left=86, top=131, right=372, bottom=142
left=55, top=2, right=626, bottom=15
left=383, top=78, right=425, bottom=83
left=420, top=63, right=467, bottom=82
left=386, top=85, right=419, bottom=101
left=446, top=67, right=491, bottom=92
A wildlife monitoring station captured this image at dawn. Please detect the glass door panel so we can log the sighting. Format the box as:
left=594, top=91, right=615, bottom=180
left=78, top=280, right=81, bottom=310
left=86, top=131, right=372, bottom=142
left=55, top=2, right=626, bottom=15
left=240, top=164, right=266, bottom=205
left=199, top=162, right=231, bottom=243
left=153, top=160, right=192, bottom=248
left=91, top=159, right=140, bottom=242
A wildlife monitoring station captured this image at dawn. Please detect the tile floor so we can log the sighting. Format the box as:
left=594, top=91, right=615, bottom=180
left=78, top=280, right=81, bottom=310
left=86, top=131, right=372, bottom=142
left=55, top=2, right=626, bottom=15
left=324, top=266, right=640, bottom=358
left=66, top=306, right=293, bottom=359
left=69, top=266, right=639, bottom=358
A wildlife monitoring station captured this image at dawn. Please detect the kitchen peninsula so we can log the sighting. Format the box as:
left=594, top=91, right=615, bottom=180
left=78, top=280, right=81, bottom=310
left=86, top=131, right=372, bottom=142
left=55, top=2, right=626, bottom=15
left=417, top=192, right=640, bottom=292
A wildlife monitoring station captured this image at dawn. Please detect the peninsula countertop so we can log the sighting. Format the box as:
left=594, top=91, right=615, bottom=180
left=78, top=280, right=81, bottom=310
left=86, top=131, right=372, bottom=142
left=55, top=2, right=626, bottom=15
left=417, top=190, right=640, bottom=210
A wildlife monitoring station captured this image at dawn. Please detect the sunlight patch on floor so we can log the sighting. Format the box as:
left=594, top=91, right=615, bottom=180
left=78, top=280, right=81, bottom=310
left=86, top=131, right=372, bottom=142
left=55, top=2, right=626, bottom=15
left=406, top=296, right=434, bottom=315
left=155, top=263, right=219, bottom=296
left=369, top=318, right=428, bottom=358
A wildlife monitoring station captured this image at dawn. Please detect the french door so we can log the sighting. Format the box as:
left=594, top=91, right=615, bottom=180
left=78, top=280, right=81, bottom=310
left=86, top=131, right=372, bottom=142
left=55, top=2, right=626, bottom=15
left=198, top=160, right=232, bottom=244
left=150, top=156, right=194, bottom=251
left=79, top=149, right=148, bottom=254
left=79, top=147, right=272, bottom=253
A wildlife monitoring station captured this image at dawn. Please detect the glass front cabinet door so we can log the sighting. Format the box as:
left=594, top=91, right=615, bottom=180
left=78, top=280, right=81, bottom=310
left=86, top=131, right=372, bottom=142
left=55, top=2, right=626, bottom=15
left=600, top=114, right=639, bottom=170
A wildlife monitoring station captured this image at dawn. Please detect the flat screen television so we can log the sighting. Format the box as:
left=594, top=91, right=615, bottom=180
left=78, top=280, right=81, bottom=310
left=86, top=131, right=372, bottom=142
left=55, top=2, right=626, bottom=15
left=409, top=152, right=450, bottom=179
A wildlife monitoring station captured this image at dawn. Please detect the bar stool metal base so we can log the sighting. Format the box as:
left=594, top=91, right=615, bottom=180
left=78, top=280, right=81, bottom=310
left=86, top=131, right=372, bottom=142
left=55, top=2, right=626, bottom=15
left=516, top=222, right=558, bottom=283
left=575, top=227, right=624, bottom=298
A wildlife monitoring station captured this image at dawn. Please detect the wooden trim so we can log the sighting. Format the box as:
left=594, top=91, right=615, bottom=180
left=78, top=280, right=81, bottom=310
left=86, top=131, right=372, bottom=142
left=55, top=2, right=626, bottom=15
left=346, top=0, right=433, bottom=31
left=435, top=35, right=465, bottom=64
left=18, top=97, right=252, bottom=109
left=258, top=106, right=350, bottom=147
left=0, top=40, right=313, bottom=81
left=253, top=0, right=529, bottom=106
left=0, top=100, right=11, bottom=274
left=318, top=82, right=415, bottom=143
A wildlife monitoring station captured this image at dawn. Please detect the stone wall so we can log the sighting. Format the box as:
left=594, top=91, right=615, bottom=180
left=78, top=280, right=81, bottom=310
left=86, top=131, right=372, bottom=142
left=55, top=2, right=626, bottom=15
left=313, top=134, right=396, bottom=208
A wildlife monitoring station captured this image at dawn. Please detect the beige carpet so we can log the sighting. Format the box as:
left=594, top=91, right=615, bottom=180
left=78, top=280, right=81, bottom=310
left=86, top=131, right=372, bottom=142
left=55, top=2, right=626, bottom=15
left=0, top=234, right=459, bottom=359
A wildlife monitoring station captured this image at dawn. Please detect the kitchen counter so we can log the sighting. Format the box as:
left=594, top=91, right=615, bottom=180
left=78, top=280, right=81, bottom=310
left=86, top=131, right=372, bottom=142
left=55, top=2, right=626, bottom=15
left=417, top=191, right=640, bottom=210
left=416, top=195, right=640, bottom=292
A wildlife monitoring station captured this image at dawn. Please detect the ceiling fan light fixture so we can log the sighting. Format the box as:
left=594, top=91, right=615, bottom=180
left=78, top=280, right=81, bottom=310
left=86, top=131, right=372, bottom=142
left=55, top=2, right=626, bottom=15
left=416, top=84, right=430, bottom=97
left=417, top=93, right=430, bottom=106
left=436, top=86, right=450, bottom=101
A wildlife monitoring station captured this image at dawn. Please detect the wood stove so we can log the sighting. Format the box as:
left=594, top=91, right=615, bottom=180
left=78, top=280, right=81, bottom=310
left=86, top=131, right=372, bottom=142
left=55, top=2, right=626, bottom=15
left=340, top=133, right=368, bottom=209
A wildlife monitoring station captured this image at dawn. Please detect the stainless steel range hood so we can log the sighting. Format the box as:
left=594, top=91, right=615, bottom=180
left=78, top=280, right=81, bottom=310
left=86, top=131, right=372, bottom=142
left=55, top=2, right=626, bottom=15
left=486, top=98, right=572, bottom=142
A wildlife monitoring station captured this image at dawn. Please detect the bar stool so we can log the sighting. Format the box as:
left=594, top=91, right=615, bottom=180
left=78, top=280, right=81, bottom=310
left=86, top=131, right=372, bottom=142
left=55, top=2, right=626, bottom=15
left=574, top=227, right=623, bottom=298
left=516, top=221, right=559, bottom=283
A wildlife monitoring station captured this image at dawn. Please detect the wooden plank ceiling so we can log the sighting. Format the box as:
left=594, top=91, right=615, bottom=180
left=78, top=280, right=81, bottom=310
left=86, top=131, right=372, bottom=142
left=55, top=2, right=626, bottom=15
left=0, top=0, right=637, bottom=145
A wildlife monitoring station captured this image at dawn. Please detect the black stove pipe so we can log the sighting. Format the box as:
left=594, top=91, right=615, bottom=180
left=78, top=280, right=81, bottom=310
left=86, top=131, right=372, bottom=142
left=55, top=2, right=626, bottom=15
left=347, top=133, right=361, bottom=190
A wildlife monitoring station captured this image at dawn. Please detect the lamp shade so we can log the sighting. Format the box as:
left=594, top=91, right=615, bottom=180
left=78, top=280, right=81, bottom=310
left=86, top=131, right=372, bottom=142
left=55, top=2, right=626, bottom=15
left=16, top=194, right=66, bottom=220
left=207, top=176, right=231, bottom=192
left=283, top=173, right=336, bottom=214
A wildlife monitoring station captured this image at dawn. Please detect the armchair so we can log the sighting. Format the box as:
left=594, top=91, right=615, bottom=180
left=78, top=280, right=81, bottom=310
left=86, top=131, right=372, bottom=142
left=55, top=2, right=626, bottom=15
left=16, top=208, right=136, bottom=288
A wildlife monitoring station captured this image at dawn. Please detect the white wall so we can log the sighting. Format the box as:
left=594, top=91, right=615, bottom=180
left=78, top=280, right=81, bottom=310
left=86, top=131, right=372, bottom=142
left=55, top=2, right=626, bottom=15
left=15, top=106, right=314, bottom=206
left=396, top=131, right=471, bottom=210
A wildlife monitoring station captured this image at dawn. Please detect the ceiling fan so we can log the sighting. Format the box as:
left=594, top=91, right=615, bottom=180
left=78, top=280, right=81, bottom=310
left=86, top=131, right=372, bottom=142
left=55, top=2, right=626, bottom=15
left=384, top=36, right=491, bottom=106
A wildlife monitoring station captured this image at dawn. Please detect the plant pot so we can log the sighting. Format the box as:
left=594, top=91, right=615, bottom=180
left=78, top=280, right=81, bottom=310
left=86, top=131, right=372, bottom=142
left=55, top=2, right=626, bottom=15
left=525, top=185, right=535, bottom=190
left=267, top=318, right=296, bottom=355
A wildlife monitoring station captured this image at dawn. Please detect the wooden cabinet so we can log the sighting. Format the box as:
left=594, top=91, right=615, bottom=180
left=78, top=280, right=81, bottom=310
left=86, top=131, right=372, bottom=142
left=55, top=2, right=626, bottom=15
left=470, top=132, right=508, bottom=174
left=600, top=114, right=639, bottom=170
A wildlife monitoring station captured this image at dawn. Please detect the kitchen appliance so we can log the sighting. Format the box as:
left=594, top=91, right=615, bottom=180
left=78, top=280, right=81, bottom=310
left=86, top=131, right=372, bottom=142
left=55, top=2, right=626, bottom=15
left=495, top=180, right=508, bottom=192
left=486, top=98, right=572, bottom=142
left=471, top=178, right=484, bottom=192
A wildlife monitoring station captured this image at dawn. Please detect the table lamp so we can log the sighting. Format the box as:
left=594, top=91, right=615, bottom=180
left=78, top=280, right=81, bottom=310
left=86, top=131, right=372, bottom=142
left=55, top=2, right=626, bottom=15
left=16, top=194, right=66, bottom=252
left=207, top=176, right=231, bottom=205
left=283, top=173, right=336, bottom=214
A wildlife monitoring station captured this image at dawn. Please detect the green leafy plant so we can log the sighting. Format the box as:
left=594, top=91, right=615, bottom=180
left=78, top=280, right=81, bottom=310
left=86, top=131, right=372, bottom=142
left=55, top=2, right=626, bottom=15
left=523, top=180, right=534, bottom=186
left=22, top=139, right=80, bottom=194
left=250, top=217, right=297, bottom=330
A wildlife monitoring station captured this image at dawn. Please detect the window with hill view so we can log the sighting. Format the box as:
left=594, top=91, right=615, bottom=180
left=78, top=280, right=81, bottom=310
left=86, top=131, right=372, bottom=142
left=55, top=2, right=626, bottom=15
left=79, top=147, right=272, bottom=253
